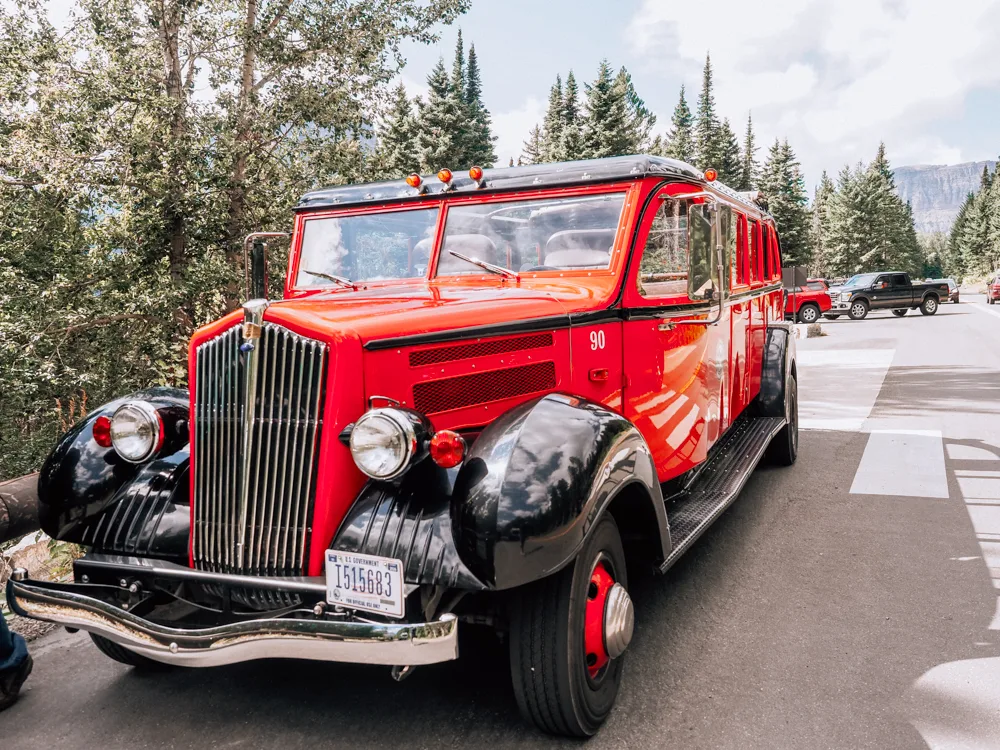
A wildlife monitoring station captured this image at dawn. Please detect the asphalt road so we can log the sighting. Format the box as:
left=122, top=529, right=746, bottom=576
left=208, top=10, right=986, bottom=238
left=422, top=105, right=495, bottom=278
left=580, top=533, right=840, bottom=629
left=7, top=298, right=1000, bottom=749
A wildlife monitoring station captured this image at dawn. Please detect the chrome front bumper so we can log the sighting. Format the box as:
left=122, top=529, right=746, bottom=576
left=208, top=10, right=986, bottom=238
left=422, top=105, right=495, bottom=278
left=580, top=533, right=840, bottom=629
left=6, top=573, right=458, bottom=668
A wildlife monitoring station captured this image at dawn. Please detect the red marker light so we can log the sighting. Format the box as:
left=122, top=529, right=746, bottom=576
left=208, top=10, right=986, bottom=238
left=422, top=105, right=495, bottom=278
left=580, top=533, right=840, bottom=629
left=469, top=166, right=484, bottom=182
left=437, top=168, right=453, bottom=185
left=704, top=168, right=718, bottom=182
left=93, top=415, right=113, bottom=448
left=429, top=430, right=466, bottom=469
left=406, top=173, right=423, bottom=189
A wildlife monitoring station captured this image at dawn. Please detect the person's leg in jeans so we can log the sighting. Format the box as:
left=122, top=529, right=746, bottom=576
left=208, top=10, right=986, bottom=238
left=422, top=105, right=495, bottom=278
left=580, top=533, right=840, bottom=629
left=0, top=608, right=32, bottom=710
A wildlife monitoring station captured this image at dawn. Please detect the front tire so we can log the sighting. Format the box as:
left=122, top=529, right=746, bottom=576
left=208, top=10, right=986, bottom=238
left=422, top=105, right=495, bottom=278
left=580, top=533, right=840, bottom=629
left=766, top=372, right=798, bottom=466
left=509, top=514, right=630, bottom=737
left=797, top=304, right=820, bottom=324
left=920, top=296, right=939, bottom=315
left=892, top=309, right=908, bottom=317
left=848, top=300, right=869, bottom=320
left=90, top=633, right=170, bottom=671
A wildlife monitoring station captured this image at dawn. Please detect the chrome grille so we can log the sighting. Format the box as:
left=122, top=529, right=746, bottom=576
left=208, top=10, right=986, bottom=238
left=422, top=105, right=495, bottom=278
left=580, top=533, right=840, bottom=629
left=193, top=322, right=327, bottom=577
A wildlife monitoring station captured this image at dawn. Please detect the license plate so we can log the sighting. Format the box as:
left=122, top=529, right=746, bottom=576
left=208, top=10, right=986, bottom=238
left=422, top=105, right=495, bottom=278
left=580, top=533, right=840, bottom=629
left=325, top=551, right=405, bottom=618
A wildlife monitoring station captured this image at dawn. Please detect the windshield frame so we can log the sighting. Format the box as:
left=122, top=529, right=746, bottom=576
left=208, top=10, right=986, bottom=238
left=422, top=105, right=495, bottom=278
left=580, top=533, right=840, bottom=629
left=286, top=182, right=639, bottom=295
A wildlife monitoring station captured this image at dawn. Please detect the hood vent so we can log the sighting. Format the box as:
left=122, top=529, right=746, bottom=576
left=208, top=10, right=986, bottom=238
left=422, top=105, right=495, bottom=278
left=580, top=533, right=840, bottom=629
left=413, top=361, right=556, bottom=415
left=409, top=332, right=553, bottom=367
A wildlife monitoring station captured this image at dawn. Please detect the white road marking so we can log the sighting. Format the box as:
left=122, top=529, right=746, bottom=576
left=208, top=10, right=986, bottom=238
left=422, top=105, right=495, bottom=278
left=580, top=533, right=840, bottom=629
left=907, top=657, right=1000, bottom=749
left=797, top=348, right=895, bottom=431
left=971, top=303, right=1000, bottom=322
left=850, top=430, right=949, bottom=498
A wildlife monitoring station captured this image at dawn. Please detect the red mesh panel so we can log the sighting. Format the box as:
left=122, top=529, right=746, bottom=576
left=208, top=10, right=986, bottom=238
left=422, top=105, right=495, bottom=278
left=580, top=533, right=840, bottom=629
left=409, top=333, right=554, bottom=367
left=413, top=361, right=557, bottom=414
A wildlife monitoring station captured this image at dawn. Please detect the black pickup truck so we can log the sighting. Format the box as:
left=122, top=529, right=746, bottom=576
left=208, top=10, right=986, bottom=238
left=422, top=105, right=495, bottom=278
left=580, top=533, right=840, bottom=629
left=825, top=272, right=949, bottom=320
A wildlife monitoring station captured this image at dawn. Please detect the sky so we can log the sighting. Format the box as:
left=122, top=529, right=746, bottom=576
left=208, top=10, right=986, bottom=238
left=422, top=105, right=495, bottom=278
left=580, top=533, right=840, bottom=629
left=399, top=0, right=1000, bottom=191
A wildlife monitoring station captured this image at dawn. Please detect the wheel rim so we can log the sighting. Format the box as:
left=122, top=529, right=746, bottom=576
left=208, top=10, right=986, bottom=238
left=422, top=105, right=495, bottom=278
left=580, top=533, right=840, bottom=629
left=852, top=303, right=866, bottom=317
left=926, top=298, right=937, bottom=312
left=584, top=559, right=619, bottom=681
left=802, top=307, right=817, bottom=322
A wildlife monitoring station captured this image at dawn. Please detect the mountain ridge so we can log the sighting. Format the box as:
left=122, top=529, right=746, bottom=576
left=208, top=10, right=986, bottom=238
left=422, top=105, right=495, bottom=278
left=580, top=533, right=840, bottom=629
left=894, top=160, right=996, bottom=234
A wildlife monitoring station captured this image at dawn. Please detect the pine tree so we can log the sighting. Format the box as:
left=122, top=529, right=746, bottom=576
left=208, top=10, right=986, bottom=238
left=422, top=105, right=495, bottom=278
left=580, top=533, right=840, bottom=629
left=614, top=66, right=656, bottom=153
left=824, top=164, right=869, bottom=275
left=464, top=43, right=497, bottom=167
left=694, top=53, right=723, bottom=170
left=717, top=118, right=741, bottom=185
left=562, top=70, right=584, bottom=160
left=809, top=171, right=835, bottom=275
left=375, top=83, right=418, bottom=178
left=760, top=139, right=811, bottom=266
left=582, top=60, right=630, bottom=158
left=451, top=30, right=466, bottom=102
left=415, top=59, right=467, bottom=172
left=663, top=85, right=695, bottom=163
left=541, top=75, right=565, bottom=162
left=737, top=113, right=758, bottom=191
left=521, top=124, right=544, bottom=165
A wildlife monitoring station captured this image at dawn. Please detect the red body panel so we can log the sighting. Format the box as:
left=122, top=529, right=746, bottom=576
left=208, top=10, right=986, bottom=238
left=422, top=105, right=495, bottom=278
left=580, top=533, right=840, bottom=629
left=189, top=176, right=784, bottom=573
left=784, top=287, right=832, bottom=315
left=989, top=279, right=1000, bottom=301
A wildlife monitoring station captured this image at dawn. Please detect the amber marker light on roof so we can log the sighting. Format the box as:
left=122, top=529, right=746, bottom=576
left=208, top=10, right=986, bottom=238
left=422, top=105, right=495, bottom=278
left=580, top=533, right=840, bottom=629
left=405, top=173, right=424, bottom=190
left=469, top=166, right=485, bottom=187
left=437, top=168, right=454, bottom=188
left=704, top=168, right=718, bottom=182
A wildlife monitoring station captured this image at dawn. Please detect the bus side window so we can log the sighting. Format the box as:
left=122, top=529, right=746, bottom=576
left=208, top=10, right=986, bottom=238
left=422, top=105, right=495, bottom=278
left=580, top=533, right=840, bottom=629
left=737, top=214, right=749, bottom=286
left=748, top=219, right=761, bottom=283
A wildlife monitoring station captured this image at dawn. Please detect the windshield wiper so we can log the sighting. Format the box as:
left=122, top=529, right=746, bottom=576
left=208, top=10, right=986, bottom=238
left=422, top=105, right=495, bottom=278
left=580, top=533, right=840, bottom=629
left=302, top=269, right=357, bottom=289
left=448, top=250, right=519, bottom=281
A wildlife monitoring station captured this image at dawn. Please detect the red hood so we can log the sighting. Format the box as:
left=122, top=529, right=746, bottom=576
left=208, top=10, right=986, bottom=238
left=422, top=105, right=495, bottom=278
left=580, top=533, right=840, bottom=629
left=259, top=280, right=612, bottom=345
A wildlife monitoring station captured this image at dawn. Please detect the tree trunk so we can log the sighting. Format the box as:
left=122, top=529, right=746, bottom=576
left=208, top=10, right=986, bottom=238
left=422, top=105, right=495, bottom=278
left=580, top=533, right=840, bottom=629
left=223, top=0, right=259, bottom=310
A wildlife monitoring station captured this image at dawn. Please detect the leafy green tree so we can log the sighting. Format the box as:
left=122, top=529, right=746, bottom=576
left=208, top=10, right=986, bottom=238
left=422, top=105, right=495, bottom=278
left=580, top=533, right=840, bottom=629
left=760, top=139, right=811, bottom=267
left=561, top=70, right=584, bottom=160
left=809, top=171, right=835, bottom=275
left=614, top=67, right=656, bottom=153
left=737, top=114, right=759, bottom=191
left=464, top=43, right=497, bottom=167
left=376, top=84, right=419, bottom=177
left=919, top=232, right=948, bottom=279
left=541, top=75, right=565, bottom=162
left=0, top=0, right=466, bottom=479
left=662, top=85, right=695, bottom=163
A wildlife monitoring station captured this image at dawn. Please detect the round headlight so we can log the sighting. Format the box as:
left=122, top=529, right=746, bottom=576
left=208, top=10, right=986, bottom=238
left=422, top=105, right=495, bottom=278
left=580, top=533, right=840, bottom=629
left=110, top=401, right=164, bottom=463
left=349, top=408, right=418, bottom=480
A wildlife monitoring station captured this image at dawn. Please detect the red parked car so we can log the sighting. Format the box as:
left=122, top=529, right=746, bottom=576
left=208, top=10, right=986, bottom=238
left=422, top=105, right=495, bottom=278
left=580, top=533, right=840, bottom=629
left=988, top=274, right=1000, bottom=304
left=785, top=277, right=832, bottom=323
left=9, top=156, right=798, bottom=737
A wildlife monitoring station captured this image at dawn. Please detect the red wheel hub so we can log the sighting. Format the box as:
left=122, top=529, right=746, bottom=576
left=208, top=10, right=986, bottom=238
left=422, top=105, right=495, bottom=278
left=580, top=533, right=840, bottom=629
left=584, top=561, right=614, bottom=678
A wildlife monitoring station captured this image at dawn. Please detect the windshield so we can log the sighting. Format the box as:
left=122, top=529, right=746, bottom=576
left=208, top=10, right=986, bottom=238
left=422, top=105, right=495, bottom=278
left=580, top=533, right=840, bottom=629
left=436, top=193, right=626, bottom=276
left=844, top=273, right=878, bottom=287
left=296, top=207, right=440, bottom=287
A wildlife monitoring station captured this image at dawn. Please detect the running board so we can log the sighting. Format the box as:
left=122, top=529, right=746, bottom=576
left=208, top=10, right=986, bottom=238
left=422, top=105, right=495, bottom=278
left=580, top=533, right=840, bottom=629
left=659, top=415, right=785, bottom=573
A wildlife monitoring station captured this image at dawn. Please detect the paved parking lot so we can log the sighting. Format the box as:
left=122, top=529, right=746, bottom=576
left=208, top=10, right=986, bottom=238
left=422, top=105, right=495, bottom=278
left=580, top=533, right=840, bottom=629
left=6, top=298, right=1000, bottom=749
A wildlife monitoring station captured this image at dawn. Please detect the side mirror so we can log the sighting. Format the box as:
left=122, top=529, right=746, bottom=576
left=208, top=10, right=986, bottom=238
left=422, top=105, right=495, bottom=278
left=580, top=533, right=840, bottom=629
left=243, top=232, right=289, bottom=301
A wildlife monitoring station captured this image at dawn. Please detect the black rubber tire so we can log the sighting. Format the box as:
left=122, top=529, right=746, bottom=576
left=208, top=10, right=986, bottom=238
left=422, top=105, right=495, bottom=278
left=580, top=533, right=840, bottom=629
left=797, top=304, right=820, bottom=324
left=90, top=633, right=171, bottom=671
left=848, top=300, right=869, bottom=320
left=891, top=309, right=908, bottom=317
left=954, top=296, right=960, bottom=304
left=823, top=314, right=841, bottom=320
left=766, top=372, right=798, bottom=466
left=920, top=296, right=939, bottom=316
left=509, top=514, right=628, bottom=737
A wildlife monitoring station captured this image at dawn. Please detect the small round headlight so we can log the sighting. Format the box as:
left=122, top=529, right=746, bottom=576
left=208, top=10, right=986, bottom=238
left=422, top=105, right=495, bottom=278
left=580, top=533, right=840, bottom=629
left=110, top=401, right=164, bottom=463
left=349, top=408, right=418, bottom=480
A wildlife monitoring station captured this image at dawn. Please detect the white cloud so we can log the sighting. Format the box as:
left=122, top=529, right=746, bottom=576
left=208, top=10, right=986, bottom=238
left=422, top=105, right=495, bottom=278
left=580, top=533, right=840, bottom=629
left=490, top=96, right=545, bottom=167
left=625, top=0, right=1000, bottom=184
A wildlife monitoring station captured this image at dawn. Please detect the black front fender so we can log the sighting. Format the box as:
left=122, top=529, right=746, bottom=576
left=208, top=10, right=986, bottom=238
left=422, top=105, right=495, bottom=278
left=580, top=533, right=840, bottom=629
left=38, top=387, right=190, bottom=555
left=451, top=393, right=668, bottom=590
left=757, top=324, right=796, bottom=420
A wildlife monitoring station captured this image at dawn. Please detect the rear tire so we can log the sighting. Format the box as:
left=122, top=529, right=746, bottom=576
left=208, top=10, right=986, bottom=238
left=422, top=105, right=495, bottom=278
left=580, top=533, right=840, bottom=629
left=823, top=314, right=841, bottom=320
left=797, top=304, right=820, bottom=324
left=920, top=296, right=939, bottom=315
left=892, top=309, right=908, bottom=317
left=509, top=514, right=629, bottom=737
left=766, top=372, right=798, bottom=466
left=89, top=633, right=170, bottom=671
left=848, top=300, right=869, bottom=320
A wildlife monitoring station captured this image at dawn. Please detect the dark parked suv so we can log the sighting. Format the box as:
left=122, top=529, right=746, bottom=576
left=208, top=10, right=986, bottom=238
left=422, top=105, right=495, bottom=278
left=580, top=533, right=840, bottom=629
left=827, top=272, right=948, bottom=320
